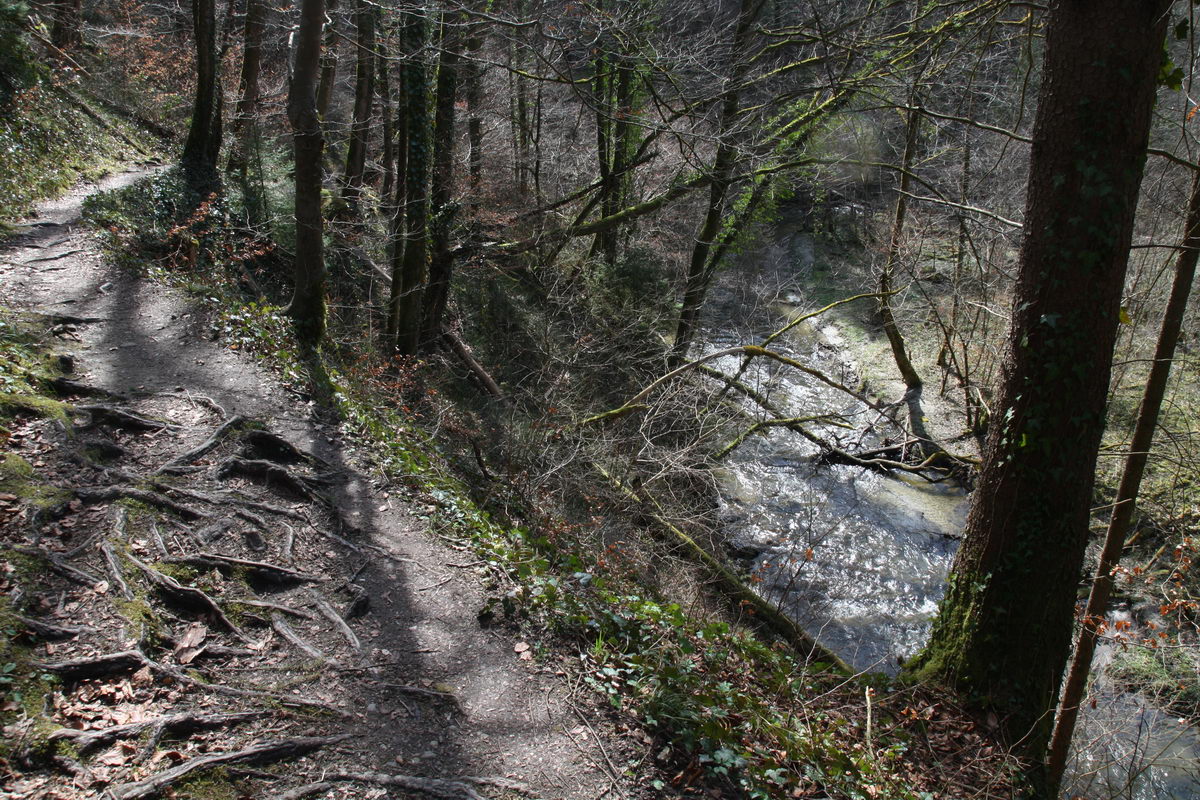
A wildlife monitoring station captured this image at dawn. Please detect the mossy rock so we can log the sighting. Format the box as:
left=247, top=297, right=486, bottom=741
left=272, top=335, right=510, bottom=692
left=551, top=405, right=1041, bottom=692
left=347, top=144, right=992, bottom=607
left=0, top=393, right=70, bottom=425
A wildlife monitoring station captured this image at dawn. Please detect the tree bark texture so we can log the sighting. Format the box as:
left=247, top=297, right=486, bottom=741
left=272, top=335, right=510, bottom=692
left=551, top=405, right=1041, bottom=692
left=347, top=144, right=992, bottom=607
left=287, top=0, right=327, bottom=347
left=906, top=0, right=1171, bottom=784
left=378, top=34, right=396, bottom=207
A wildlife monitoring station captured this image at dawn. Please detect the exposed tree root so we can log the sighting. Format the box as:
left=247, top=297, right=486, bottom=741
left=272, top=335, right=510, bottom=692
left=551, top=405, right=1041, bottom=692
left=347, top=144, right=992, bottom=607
left=100, top=541, right=135, bottom=600
left=277, top=771, right=531, bottom=800
left=125, top=553, right=247, bottom=638
left=75, top=486, right=207, bottom=521
left=233, top=597, right=315, bottom=620
left=49, top=710, right=264, bottom=754
left=307, top=592, right=361, bottom=651
left=239, top=429, right=317, bottom=465
left=106, top=734, right=355, bottom=800
left=12, top=614, right=91, bottom=640
left=75, top=404, right=174, bottom=432
left=271, top=613, right=335, bottom=664
left=216, top=458, right=326, bottom=503
left=142, top=654, right=346, bottom=715
left=156, top=415, right=248, bottom=473
left=192, top=516, right=236, bottom=545
left=165, top=552, right=325, bottom=586
left=50, top=377, right=127, bottom=400
left=7, top=546, right=101, bottom=587
left=34, top=650, right=145, bottom=681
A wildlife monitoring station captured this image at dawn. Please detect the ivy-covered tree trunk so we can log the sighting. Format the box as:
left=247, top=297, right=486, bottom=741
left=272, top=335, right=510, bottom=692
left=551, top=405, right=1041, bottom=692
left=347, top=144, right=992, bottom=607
left=420, top=15, right=460, bottom=348
left=905, top=0, right=1171, bottom=790
left=388, top=5, right=431, bottom=355
left=340, top=0, right=375, bottom=212
left=182, top=0, right=221, bottom=178
left=287, top=0, right=327, bottom=348
left=227, top=0, right=266, bottom=224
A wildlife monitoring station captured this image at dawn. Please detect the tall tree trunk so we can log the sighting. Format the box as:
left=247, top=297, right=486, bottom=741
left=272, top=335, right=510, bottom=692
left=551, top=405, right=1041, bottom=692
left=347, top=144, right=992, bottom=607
left=591, top=51, right=615, bottom=266
left=668, top=0, right=763, bottom=368
left=340, top=0, right=375, bottom=212
left=420, top=17, right=460, bottom=348
left=182, top=0, right=221, bottom=179
left=389, top=5, right=431, bottom=354
left=1044, top=166, right=1200, bottom=795
left=227, top=0, right=266, bottom=224
left=904, top=1, right=1171, bottom=791
left=287, top=0, right=327, bottom=348
left=378, top=34, right=396, bottom=207
left=315, top=0, right=339, bottom=121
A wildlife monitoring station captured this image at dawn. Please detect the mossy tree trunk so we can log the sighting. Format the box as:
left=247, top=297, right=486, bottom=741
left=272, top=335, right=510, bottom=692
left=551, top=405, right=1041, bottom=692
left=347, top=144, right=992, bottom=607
left=287, top=0, right=327, bottom=349
left=904, top=2, right=1171, bottom=792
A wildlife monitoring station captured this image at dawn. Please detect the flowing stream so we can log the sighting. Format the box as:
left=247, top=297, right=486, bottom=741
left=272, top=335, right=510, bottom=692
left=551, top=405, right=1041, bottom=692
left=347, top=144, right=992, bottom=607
left=702, top=219, right=1200, bottom=798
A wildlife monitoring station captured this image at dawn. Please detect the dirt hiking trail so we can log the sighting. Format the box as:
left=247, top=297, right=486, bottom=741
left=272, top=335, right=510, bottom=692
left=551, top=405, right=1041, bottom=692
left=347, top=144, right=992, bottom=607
left=0, top=168, right=648, bottom=799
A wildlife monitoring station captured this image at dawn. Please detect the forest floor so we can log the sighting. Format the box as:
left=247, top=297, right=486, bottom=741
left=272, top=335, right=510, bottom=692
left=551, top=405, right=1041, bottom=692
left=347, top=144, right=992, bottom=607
left=0, top=167, right=661, bottom=799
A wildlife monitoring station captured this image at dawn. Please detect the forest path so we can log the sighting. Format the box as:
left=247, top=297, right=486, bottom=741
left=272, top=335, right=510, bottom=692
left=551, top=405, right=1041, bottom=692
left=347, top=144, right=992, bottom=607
left=0, top=168, right=637, bottom=800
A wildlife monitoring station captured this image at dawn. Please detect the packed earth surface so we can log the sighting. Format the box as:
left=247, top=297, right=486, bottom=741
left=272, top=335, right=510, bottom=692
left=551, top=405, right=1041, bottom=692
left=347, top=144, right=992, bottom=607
left=0, top=167, right=653, bottom=800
